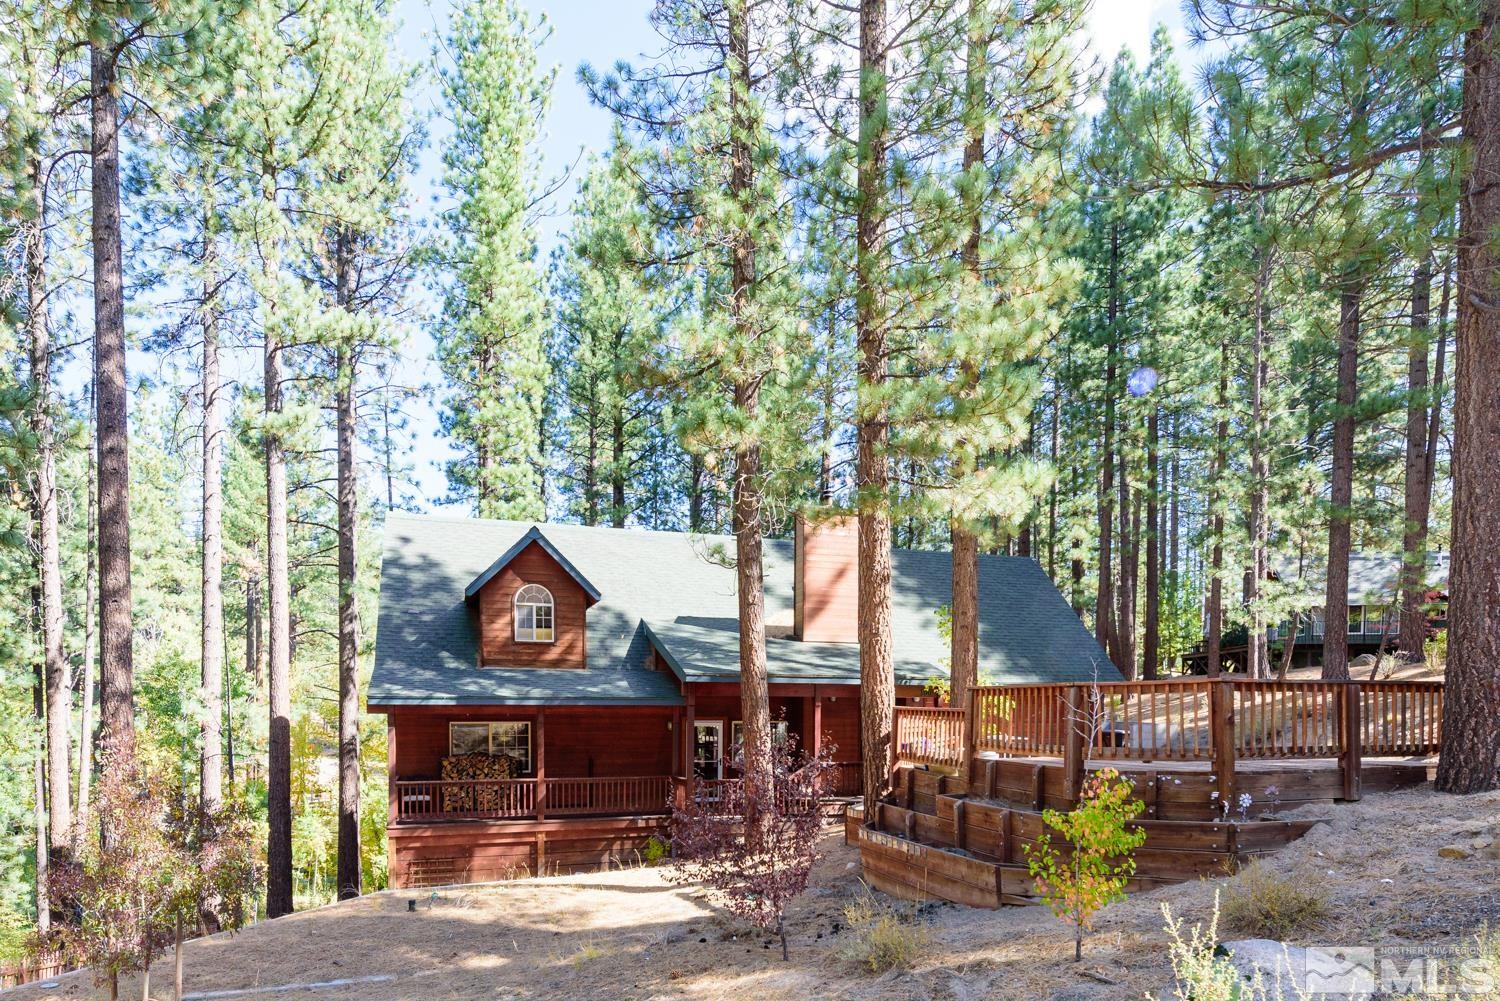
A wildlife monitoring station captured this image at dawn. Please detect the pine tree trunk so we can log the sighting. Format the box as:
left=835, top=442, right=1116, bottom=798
left=949, top=0, right=986, bottom=710
left=1143, top=408, right=1160, bottom=680
left=1247, top=247, right=1272, bottom=679
left=200, top=257, right=225, bottom=814
left=1168, top=411, right=1179, bottom=580
left=335, top=234, right=361, bottom=900
left=1398, top=256, right=1433, bottom=660
left=1097, top=249, right=1118, bottom=663
left=688, top=454, right=705, bottom=532
left=246, top=575, right=261, bottom=690
left=77, top=412, right=97, bottom=840
left=1048, top=388, right=1060, bottom=583
left=1425, top=262, right=1451, bottom=506
left=610, top=405, right=626, bottom=529
left=1205, top=344, right=1229, bottom=677
left=725, top=0, right=773, bottom=846
left=1321, top=273, right=1363, bottom=682
left=92, top=37, right=135, bottom=769
left=857, top=0, right=895, bottom=820
left=1117, top=425, right=1137, bottom=678
left=25, top=125, right=71, bottom=852
left=32, top=635, right=49, bottom=932
left=1437, top=2, right=1500, bottom=794
left=264, top=286, right=293, bottom=918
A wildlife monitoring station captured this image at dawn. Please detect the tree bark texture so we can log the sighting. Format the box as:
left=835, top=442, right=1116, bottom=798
left=725, top=0, right=773, bottom=846
left=265, top=313, right=293, bottom=917
left=1322, top=274, right=1363, bottom=681
left=93, top=38, right=135, bottom=768
left=1398, top=256, right=1434, bottom=659
left=335, top=232, right=361, bottom=900
left=1438, top=1, right=1500, bottom=794
left=200, top=257, right=225, bottom=814
left=857, top=0, right=895, bottom=820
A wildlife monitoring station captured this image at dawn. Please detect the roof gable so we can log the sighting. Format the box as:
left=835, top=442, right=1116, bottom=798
left=464, top=526, right=602, bottom=605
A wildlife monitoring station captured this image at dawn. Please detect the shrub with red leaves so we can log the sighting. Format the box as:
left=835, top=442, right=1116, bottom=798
left=668, top=737, right=831, bottom=960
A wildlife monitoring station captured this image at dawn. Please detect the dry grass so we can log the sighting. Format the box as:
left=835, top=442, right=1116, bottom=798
left=1220, top=861, right=1329, bottom=939
left=839, top=887, right=929, bottom=973
left=7, top=783, right=1497, bottom=1001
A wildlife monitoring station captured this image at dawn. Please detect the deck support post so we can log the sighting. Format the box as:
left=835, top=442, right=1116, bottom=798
left=1341, top=683, right=1363, bottom=801
left=1210, top=679, right=1236, bottom=811
left=1063, top=685, right=1086, bottom=806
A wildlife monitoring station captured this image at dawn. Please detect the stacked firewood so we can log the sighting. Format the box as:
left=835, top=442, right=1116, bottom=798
left=441, top=753, right=520, bottom=813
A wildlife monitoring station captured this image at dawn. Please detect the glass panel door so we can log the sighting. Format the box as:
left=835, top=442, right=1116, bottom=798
left=693, top=721, right=723, bottom=780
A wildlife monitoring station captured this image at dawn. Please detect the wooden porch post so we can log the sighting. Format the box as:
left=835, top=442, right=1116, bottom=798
left=535, top=709, right=546, bottom=822
left=671, top=707, right=682, bottom=776
left=683, top=688, right=695, bottom=781
left=387, top=718, right=398, bottom=824
left=810, top=695, right=823, bottom=758
left=1063, top=685, right=1086, bottom=806
left=1210, top=678, right=1236, bottom=810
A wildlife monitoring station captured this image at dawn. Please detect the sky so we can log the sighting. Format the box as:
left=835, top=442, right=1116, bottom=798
left=385, top=0, right=1193, bottom=514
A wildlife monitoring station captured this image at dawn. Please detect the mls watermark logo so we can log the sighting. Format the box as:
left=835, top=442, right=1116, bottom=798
left=1306, top=946, right=1376, bottom=994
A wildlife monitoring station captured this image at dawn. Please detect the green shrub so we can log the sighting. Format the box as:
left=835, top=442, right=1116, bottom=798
left=1221, top=862, right=1328, bottom=939
left=642, top=836, right=670, bottom=865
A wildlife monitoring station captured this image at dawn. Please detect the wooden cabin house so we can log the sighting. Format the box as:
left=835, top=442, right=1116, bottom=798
left=369, top=513, right=1112, bottom=888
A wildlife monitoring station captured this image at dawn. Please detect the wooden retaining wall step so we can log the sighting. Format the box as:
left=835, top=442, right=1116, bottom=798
left=948, top=758, right=1428, bottom=822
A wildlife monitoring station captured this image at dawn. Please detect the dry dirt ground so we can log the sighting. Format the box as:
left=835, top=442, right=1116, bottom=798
left=7, top=780, right=1498, bottom=1001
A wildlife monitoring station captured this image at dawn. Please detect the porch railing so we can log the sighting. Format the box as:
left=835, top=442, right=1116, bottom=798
left=393, top=766, right=862, bottom=824
left=394, top=775, right=674, bottom=823
left=893, top=706, right=967, bottom=769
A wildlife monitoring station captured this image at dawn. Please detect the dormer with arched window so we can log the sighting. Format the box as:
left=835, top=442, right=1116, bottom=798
left=464, top=526, right=600, bottom=668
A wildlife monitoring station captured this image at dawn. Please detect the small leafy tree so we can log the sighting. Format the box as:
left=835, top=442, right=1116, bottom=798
left=669, top=737, right=830, bottom=960
left=1024, top=767, right=1148, bottom=961
left=45, top=770, right=259, bottom=1000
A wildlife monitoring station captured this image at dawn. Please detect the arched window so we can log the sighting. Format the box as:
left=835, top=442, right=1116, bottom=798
left=514, top=584, right=554, bottom=643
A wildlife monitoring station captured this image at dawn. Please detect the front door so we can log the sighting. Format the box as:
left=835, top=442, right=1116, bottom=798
left=693, top=721, right=723, bottom=780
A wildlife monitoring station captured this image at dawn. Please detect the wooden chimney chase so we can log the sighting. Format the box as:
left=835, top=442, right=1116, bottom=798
left=793, top=514, right=859, bottom=643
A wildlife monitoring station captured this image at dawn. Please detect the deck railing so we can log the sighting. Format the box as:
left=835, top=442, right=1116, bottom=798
left=889, top=677, right=1446, bottom=806
left=966, top=678, right=1443, bottom=764
left=893, top=706, right=967, bottom=769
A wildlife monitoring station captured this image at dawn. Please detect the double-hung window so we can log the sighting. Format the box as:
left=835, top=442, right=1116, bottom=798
left=448, top=721, right=533, bottom=772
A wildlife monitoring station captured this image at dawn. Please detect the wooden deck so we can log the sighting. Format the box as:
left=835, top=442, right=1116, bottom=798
left=862, top=677, right=1443, bottom=907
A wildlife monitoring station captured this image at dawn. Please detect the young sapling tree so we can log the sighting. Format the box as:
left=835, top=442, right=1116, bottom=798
left=1024, top=767, right=1148, bottom=962
left=669, top=736, right=831, bottom=960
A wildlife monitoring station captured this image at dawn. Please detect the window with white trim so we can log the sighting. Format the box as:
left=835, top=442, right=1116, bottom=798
left=513, top=583, right=554, bottom=643
left=448, top=721, right=532, bottom=772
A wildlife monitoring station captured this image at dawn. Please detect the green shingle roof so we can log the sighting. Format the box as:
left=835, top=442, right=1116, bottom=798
left=368, top=514, right=1116, bottom=707
left=1275, top=551, right=1451, bottom=605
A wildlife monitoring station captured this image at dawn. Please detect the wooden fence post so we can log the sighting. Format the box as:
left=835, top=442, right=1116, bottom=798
left=1341, top=683, right=1363, bottom=801
left=1064, top=685, right=1086, bottom=807
left=1210, top=679, right=1236, bottom=812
